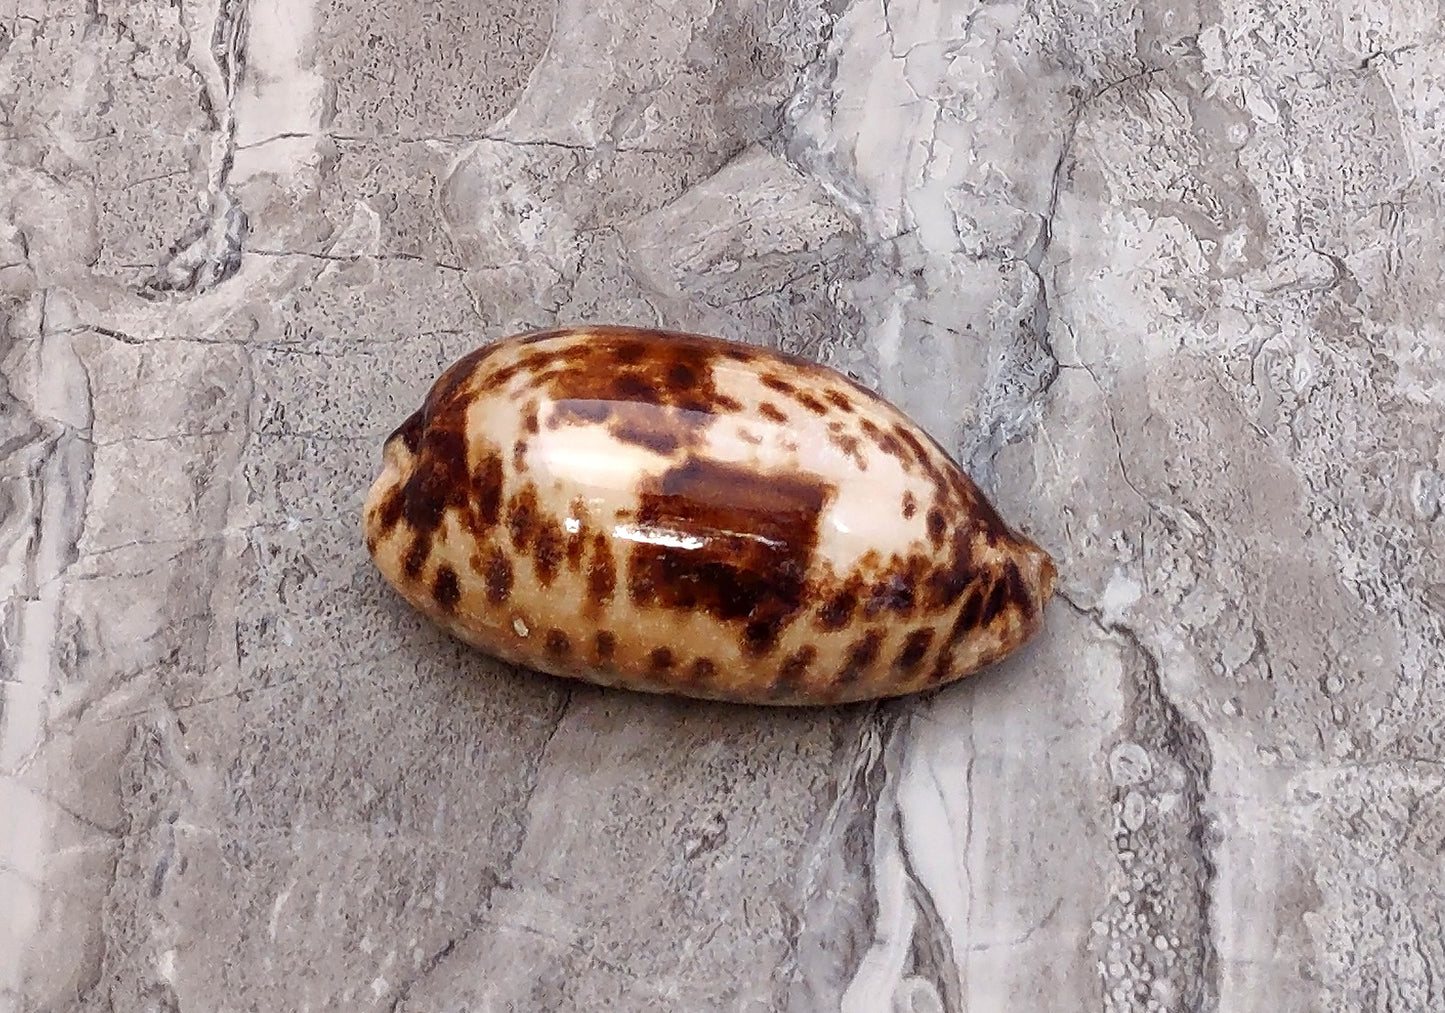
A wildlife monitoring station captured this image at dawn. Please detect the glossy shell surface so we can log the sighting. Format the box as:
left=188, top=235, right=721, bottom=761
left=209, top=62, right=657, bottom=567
left=363, top=325, right=1055, bottom=705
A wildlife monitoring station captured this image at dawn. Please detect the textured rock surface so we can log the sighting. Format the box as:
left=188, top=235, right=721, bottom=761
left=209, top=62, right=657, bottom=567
left=1, top=0, right=1441, bottom=1010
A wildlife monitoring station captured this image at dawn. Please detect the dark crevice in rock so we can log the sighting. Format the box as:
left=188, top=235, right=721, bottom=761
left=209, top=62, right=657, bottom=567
left=1058, top=591, right=1219, bottom=1012
left=149, top=0, right=249, bottom=296
left=784, top=704, right=895, bottom=1011
left=897, top=791, right=966, bottom=1011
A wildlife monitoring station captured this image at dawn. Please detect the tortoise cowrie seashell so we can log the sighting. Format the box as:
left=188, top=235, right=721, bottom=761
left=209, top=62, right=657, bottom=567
left=364, top=326, right=1055, bottom=705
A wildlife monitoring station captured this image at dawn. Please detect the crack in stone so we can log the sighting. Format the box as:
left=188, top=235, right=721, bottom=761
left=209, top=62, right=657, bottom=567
left=148, top=0, right=249, bottom=295
left=893, top=787, right=964, bottom=1011
left=998, top=68, right=1164, bottom=481
left=1065, top=348, right=1157, bottom=512
left=963, top=897, right=1065, bottom=953
left=247, top=249, right=466, bottom=272
left=387, top=902, right=656, bottom=1013
left=720, top=256, right=840, bottom=307
left=783, top=704, right=892, bottom=1009
left=958, top=81, right=1090, bottom=486
left=1016, top=89, right=1084, bottom=423
left=37, top=790, right=125, bottom=839
left=82, top=719, right=190, bottom=1010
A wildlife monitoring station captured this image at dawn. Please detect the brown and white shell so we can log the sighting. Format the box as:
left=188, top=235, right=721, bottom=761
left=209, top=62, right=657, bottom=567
left=363, top=325, right=1055, bottom=706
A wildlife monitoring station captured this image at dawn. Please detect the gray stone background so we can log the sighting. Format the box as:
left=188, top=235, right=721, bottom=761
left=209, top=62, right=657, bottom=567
left=1, top=0, right=1442, bottom=1010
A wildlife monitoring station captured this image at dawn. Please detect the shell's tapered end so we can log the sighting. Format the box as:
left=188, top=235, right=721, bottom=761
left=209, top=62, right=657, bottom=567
left=1032, top=544, right=1058, bottom=611
left=1011, top=537, right=1057, bottom=645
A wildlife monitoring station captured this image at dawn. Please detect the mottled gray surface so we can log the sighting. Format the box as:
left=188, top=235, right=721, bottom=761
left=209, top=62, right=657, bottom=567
left=2, top=0, right=1442, bottom=1010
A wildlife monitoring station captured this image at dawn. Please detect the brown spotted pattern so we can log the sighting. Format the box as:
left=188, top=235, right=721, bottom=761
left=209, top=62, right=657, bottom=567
left=363, top=325, right=1056, bottom=705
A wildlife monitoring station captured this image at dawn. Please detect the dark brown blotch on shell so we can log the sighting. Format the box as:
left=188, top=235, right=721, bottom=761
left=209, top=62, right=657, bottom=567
left=481, top=546, right=513, bottom=605
left=982, top=578, right=1009, bottom=626
left=957, top=586, right=987, bottom=636
left=892, top=423, right=930, bottom=466
left=760, top=374, right=795, bottom=395
left=1002, top=560, right=1032, bottom=617
left=533, top=522, right=563, bottom=587
left=533, top=330, right=772, bottom=454
left=475, top=453, right=504, bottom=528
left=565, top=514, right=588, bottom=570
left=388, top=410, right=424, bottom=454
left=587, top=534, right=617, bottom=603
left=382, top=343, right=519, bottom=555
left=838, top=631, right=883, bottom=684
left=533, top=331, right=740, bottom=418
left=877, top=431, right=906, bottom=463
left=925, top=530, right=981, bottom=609
left=628, top=456, right=833, bottom=657
left=433, top=565, right=461, bottom=612
left=552, top=398, right=610, bottom=427
left=896, top=629, right=934, bottom=674
left=508, top=486, right=539, bottom=553
left=865, top=570, right=917, bottom=617
left=606, top=402, right=697, bottom=455
left=374, top=485, right=404, bottom=533
left=926, top=508, right=947, bottom=547
left=774, top=646, right=816, bottom=698
left=830, top=431, right=863, bottom=464
left=397, top=426, right=470, bottom=535
left=545, top=629, right=571, bottom=657
left=594, top=630, right=616, bottom=662
left=818, top=589, right=856, bottom=631
left=794, top=391, right=828, bottom=414
left=403, top=539, right=428, bottom=578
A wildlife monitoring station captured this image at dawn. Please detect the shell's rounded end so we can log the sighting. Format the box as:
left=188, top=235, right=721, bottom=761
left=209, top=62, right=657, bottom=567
left=361, top=425, right=416, bottom=570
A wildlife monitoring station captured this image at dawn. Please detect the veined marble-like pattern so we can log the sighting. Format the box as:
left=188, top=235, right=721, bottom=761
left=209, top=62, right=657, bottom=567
left=2, top=0, right=1441, bottom=1010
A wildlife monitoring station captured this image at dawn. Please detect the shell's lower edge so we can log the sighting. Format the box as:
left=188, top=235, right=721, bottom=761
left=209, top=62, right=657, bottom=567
left=364, top=469, right=1059, bottom=706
